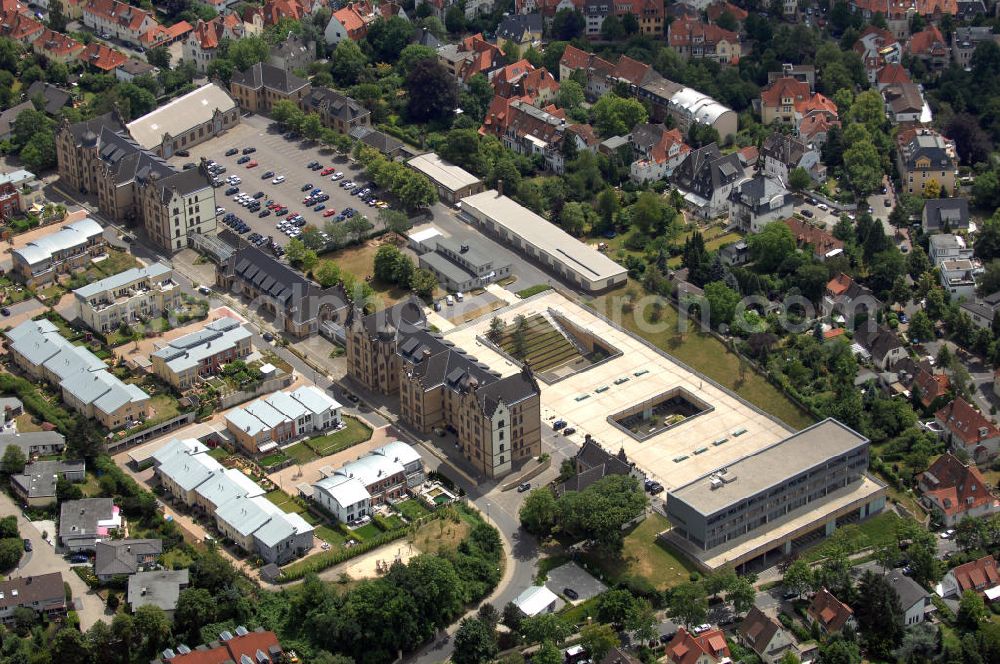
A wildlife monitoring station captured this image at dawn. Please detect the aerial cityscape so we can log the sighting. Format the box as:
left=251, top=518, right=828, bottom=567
left=0, top=0, right=999, bottom=662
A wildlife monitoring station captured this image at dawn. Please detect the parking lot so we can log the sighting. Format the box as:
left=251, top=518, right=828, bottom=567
left=545, top=561, right=607, bottom=604
left=168, top=114, right=383, bottom=253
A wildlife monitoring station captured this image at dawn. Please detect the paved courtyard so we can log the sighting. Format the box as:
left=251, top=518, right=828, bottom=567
left=545, top=561, right=608, bottom=604
left=442, top=290, right=794, bottom=492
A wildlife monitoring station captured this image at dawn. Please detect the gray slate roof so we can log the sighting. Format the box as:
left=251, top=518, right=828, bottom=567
left=94, top=538, right=162, bottom=577
left=231, top=62, right=308, bottom=94
left=127, top=569, right=188, bottom=612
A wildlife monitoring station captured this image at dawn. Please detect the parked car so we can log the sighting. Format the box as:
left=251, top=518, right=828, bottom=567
left=272, top=175, right=286, bottom=184
left=321, top=167, right=335, bottom=176
left=262, top=170, right=274, bottom=179
left=226, top=148, right=239, bottom=156
left=246, top=160, right=258, bottom=168
left=562, top=427, right=576, bottom=436
left=553, top=420, right=567, bottom=430
left=175, top=149, right=189, bottom=157
left=259, top=210, right=271, bottom=218
left=262, top=332, right=274, bottom=342
left=301, top=183, right=313, bottom=191
left=563, top=588, right=579, bottom=600
left=517, top=482, right=531, bottom=493
left=237, top=156, right=250, bottom=164
left=242, top=146, right=256, bottom=154
left=306, top=161, right=319, bottom=169
left=323, top=209, right=337, bottom=217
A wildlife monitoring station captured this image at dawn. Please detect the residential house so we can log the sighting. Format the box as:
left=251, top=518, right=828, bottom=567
left=960, top=292, right=1000, bottom=331
left=73, top=262, right=179, bottom=333
left=0, top=9, right=45, bottom=45
left=0, top=169, right=42, bottom=220
left=59, top=498, right=120, bottom=551
left=913, top=368, right=951, bottom=409
left=5, top=318, right=150, bottom=430
left=11, top=459, right=85, bottom=506
left=706, top=0, right=747, bottom=28
left=798, top=113, right=840, bottom=148
left=229, top=62, right=310, bottom=115
left=917, top=452, right=999, bottom=527
left=670, top=143, right=744, bottom=218
left=78, top=41, right=126, bottom=72
left=928, top=233, right=973, bottom=266
left=853, top=26, right=901, bottom=83
left=312, top=441, right=424, bottom=519
left=31, top=28, right=83, bottom=63
left=150, top=316, right=252, bottom=390
left=149, top=628, right=285, bottom=664
left=935, top=397, right=1000, bottom=463
left=667, top=19, right=740, bottom=64
left=557, top=439, right=644, bottom=494
left=854, top=325, right=907, bottom=370
left=216, top=246, right=350, bottom=338
left=0, top=101, right=32, bottom=142
left=719, top=240, right=749, bottom=266
left=183, top=14, right=244, bottom=73
left=922, top=198, right=969, bottom=234
left=728, top=174, right=795, bottom=233
left=737, top=606, right=796, bottom=664
left=156, top=449, right=224, bottom=504
left=0, top=431, right=66, bottom=460
left=823, top=273, right=881, bottom=321
left=495, top=13, right=542, bottom=49
left=437, top=32, right=504, bottom=84
left=909, top=25, right=949, bottom=71
left=149, top=437, right=208, bottom=470
left=24, top=81, right=71, bottom=116
left=784, top=217, right=844, bottom=261
left=882, top=82, right=929, bottom=125
left=937, top=555, right=1000, bottom=601
left=349, top=126, right=412, bottom=159
left=896, top=127, right=958, bottom=196
left=269, top=32, right=313, bottom=71
left=939, top=259, right=977, bottom=300
left=491, top=61, right=560, bottom=106
left=323, top=1, right=382, bottom=44
left=94, top=538, right=162, bottom=582
left=126, top=570, right=188, bottom=618
left=193, top=467, right=265, bottom=514
left=480, top=97, right=567, bottom=174
left=762, top=132, right=825, bottom=184
left=115, top=58, right=158, bottom=82
left=81, top=0, right=159, bottom=47
left=953, top=26, right=1000, bottom=68
left=955, top=0, right=986, bottom=20
left=629, top=123, right=690, bottom=183
left=876, top=63, right=911, bottom=90
left=767, top=62, right=816, bottom=90
left=760, top=76, right=839, bottom=127
left=808, top=588, right=856, bottom=634
left=665, top=627, right=731, bottom=664
left=225, top=386, right=343, bottom=455
left=0, top=573, right=67, bottom=624
left=887, top=571, right=934, bottom=625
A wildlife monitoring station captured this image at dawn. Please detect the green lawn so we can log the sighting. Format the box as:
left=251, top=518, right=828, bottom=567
left=284, top=441, right=319, bottom=464
left=667, top=231, right=744, bottom=268
left=799, top=512, right=911, bottom=563
left=259, top=451, right=290, bottom=467
left=265, top=489, right=306, bottom=514
left=207, top=447, right=231, bottom=461
left=589, top=281, right=814, bottom=430
left=315, top=524, right=346, bottom=548
left=305, top=416, right=373, bottom=457
left=517, top=284, right=553, bottom=298
left=147, top=394, right=181, bottom=424
left=351, top=523, right=383, bottom=541
left=395, top=499, right=431, bottom=521
left=580, top=512, right=697, bottom=591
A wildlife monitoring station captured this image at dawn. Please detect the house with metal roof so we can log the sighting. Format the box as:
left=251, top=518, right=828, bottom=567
left=74, top=262, right=179, bottom=333
left=149, top=438, right=209, bottom=469
left=407, top=153, right=483, bottom=205
left=512, top=585, right=559, bottom=617
left=156, top=450, right=224, bottom=505
left=312, top=440, right=424, bottom=519
left=310, top=475, right=370, bottom=523
left=11, top=217, right=106, bottom=287
left=193, top=467, right=266, bottom=513
left=0, top=431, right=66, bottom=459
left=150, top=316, right=252, bottom=389
left=5, top=318, right=150, bottom=430
left=225, top=386, right=343, bottom=455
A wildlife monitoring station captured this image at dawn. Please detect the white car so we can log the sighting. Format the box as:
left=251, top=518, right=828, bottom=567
left=817, top=203, right=829, bottom=211
left=693, top=624, right=711, bottom=635
left=272, top=175, right=286, bottom=184
left=331, top=172, right=344, bottom=180
left=940, top=529, right=956, bottom=539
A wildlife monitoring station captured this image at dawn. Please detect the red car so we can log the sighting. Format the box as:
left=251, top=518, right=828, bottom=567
left=267, top=201, right=280, bottom=209
left=246, top=160, right=258, bottom=168
left=286, top=210, right=297, bottom=217
left=323, top=209, right=337, bottom=217
left=320, top=167, right=335, bottom=176
left=302, top=196, right=314, bottom=204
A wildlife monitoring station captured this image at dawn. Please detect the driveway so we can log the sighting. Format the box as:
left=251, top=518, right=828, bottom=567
left=0, top=491, right=108, bottom=630
left=545, top=561, right=607, bottom=604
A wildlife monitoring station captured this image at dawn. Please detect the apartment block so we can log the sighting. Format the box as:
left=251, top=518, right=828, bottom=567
left=229, top=62, right=310, bottom=115
left=150, top=316, right=252, bottom=389
left=666, top=418, right=886, bottom=572
left=74, top=262, right=179, bottom=333
left=225, top=386, right=343, bottom=455
left=346, top=300, right=541, bottom=479
left=312, top=440, right=424, bottom=521
left=896, top=127, right=959, bottom=197
left=10, top=217, right=106, bottom=287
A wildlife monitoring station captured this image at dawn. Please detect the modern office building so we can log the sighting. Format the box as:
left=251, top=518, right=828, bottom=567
left=345, top=299, right=541, bottom=478
left=665, top=418, right=886, bottom=572
left=150, top=316, right=252, bottom=389
left=74, top=262, right=180, bottom=333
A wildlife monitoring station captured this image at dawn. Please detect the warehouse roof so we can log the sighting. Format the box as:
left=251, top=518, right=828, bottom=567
left=459, top=190, right=626, bottom=286
left=407, top=153, right=481, bottom=193
left=669, top=418, right=869, bottom=516
left=126, top=83, right=235, bottom=150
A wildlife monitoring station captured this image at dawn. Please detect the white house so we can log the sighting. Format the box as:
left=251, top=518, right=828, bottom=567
left=311, top=475, right=371, bottom=523
left=513, top=585, right=559, bottom=617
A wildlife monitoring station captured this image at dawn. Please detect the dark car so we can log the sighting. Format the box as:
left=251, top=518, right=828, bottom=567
left=258, top=210, right=271, bottom=218
left=801, top=209, right=814, bottom=218
left=22, top=538, right=31, bottom=552
left=175, top=149, right=190, bottom=157
left=262, top=171, right=275, bottom=179
left=553, top=419, right=567, bottom=430
left=1, top=308, right=10, bottom=317
left=237, top=156, right=250, bottom=165
left=884, top=198, right=891, bottom=207
left=262, top=332, right=274, bottom=342
left=225, top=148, right=239, bottom=156
left=563, top=588, right=579, bottom=600
left=182, top=162, right=196, bottom=170
left=649, top=483, right=664, bottom=495
left=69, top=554, right=89, bottom=563
left=314, top=204, right=325, bottom=211
left=562, top=427, right=576, bottom=436
left=306, top=161, right=319, bottom=169
left=302, top=183, right=314, bottom=191
left=242, top=147, right=256, bottom=154
left=517, top=482, right=531, bottom=493
left=225, top=186, right=239, bottom=195
left=253, top=191, right=265, bottom=199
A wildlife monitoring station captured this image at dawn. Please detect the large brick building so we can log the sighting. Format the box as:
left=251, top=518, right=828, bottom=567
left=346, top=300, right=542, bottom=478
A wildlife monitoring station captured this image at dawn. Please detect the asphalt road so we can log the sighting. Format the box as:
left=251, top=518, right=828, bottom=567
left=0, top=490, right=107, bottom=630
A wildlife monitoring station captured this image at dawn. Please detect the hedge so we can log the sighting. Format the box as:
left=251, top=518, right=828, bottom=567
left=0, top=373, right=76, bottom=434
left=278, top=527, right=409, bottom=582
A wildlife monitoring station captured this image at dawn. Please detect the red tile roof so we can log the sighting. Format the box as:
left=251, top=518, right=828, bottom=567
left=808, top=588, right=854, bottom=632
left=567, top=123, right=599, bottom=147
left=333, top=2, right=365, bottom=33
left=935, top=397, right=1000, bottom=447
left=560, top=44, right=592, bottom=71
left=949, top=555, right=1000, bottom=596
left=784, top=217, right=844, bottom=259
left=916, top=0, right=957, bottom=14
left=761, top=77, right=838, bottom=116
left=668, top=18, right=739, bottom=57
left=84, top=0, right=155, bottom=32
left=825, top=273, right=854, bottom=297
left=877, top=63, right=911, bottom=86
left=799, top=113, right=840, bottom=141
left=160, top=630, right=283, bottom=664
left=612, top=54, right=653, bottom=86
left=0, top=9, right=45, bottom=42
left=666, top=627, right=731, bottom=664
left=650, top=127, right=689, bottom=164
left=918, top=452, right=995, bottom=518
left=914, top=369, right=949, bottom=407
left=909, top=25, right=947, bottom=56
left=706, top=0, right=748, bottom=21
left=32, top=28, right=83, bottom=57
left=79, top=41, right=126, bottom=70
left=824, top=328, right=847, bottom=340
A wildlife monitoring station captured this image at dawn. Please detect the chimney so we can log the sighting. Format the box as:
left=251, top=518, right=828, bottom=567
left=496, top=179, right=503, bottom=196
left=460, top=243, right=469, bottom=253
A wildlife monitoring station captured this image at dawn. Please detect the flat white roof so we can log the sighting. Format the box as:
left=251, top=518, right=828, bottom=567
left=126, top=83, right=236, bottom=150
left=514, top=585, right=558, bottom=616
left=408, top=227, right=443, bottom=244
left=460, top=190, right=626, bottom=288
left=408, top=153, right=481, bottom=192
